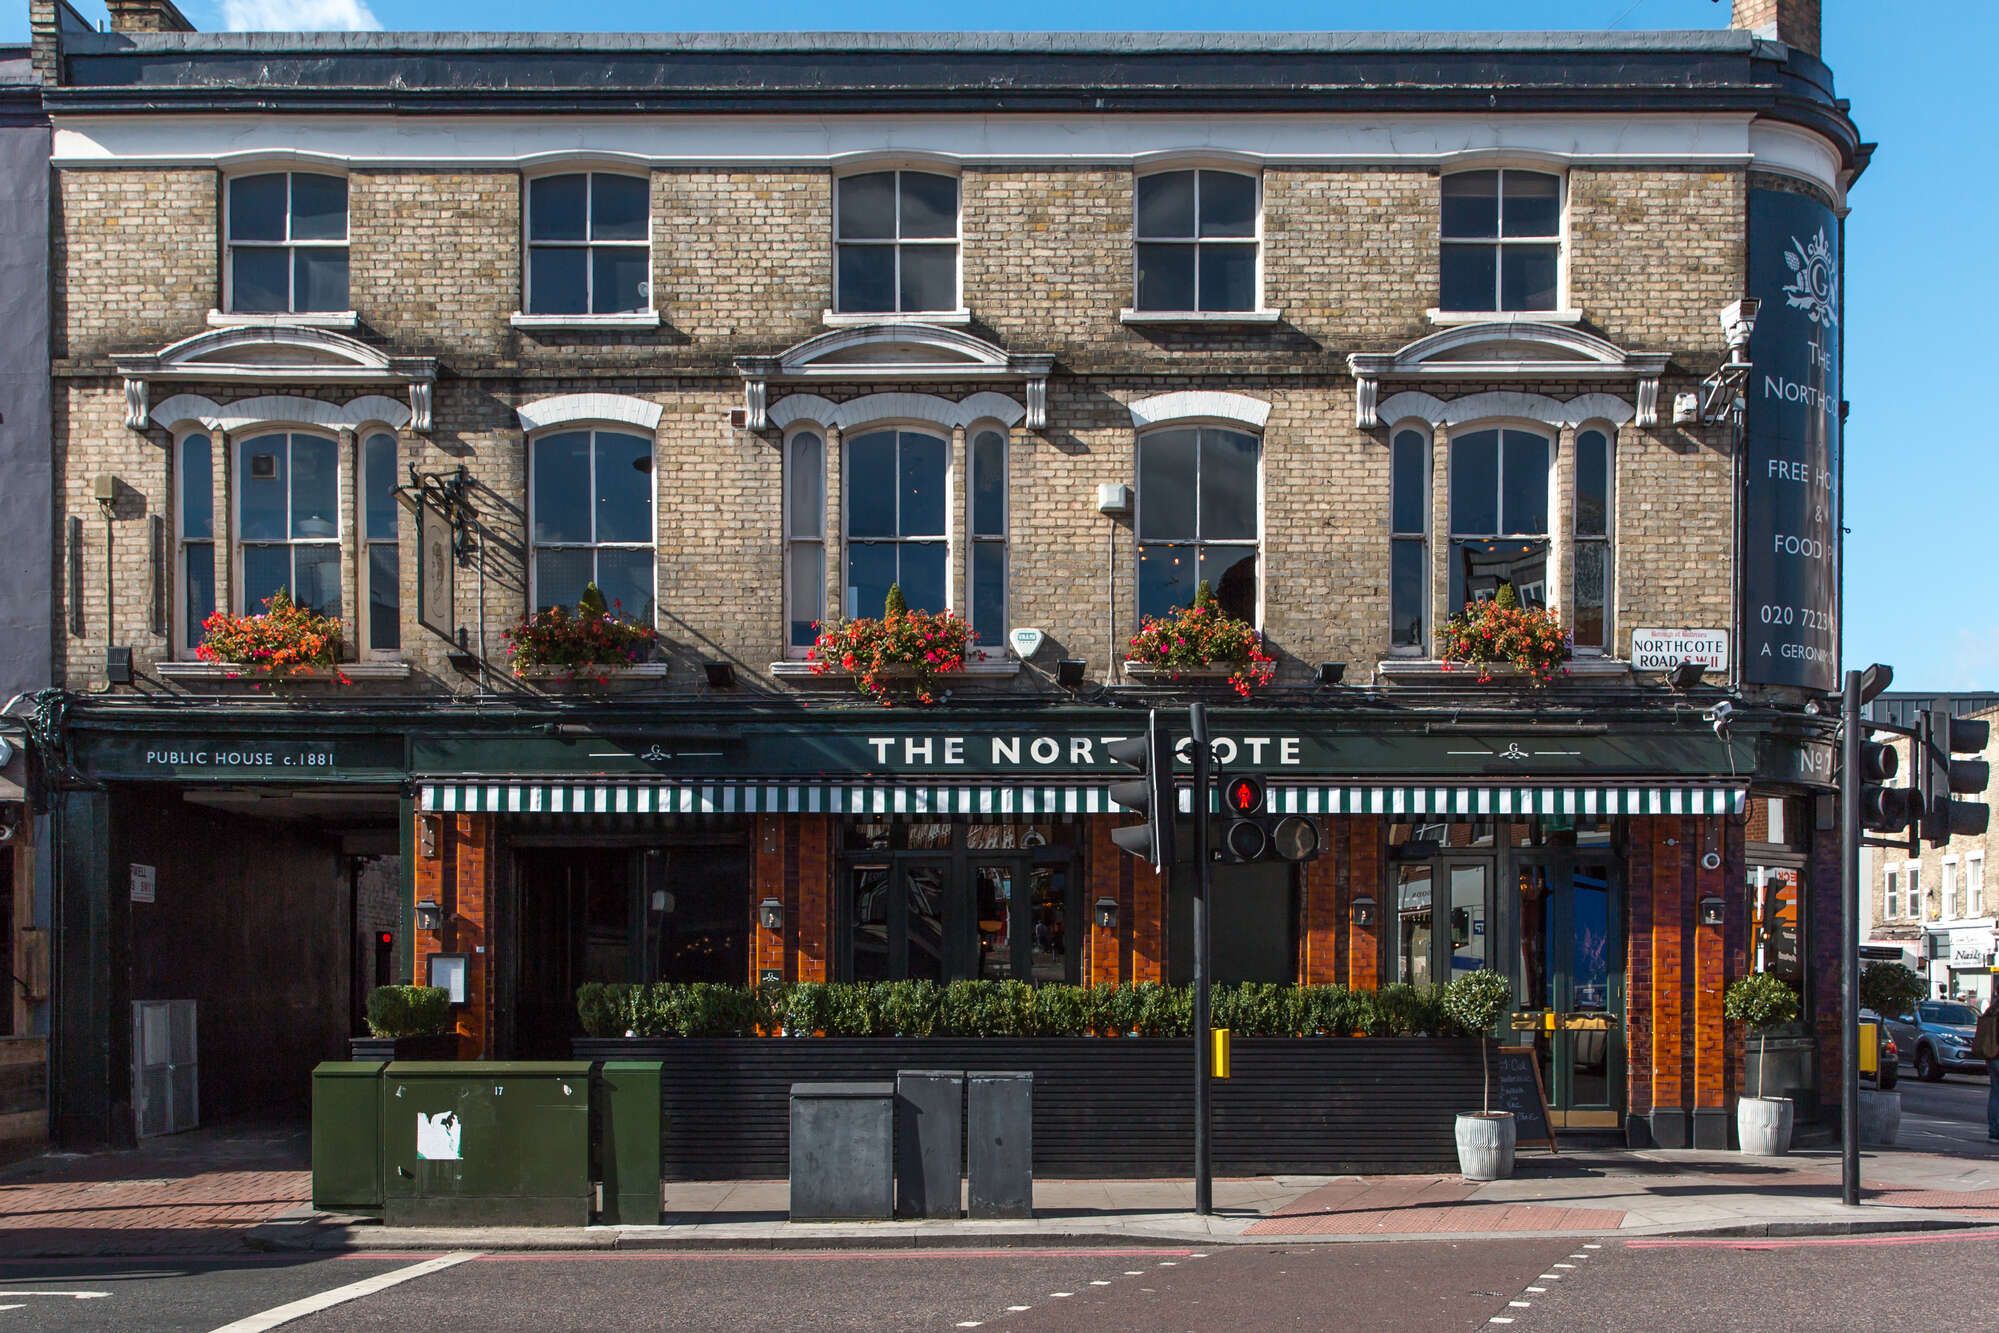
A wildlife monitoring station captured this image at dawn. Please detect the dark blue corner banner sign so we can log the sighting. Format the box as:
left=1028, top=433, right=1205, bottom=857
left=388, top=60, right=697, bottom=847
left=1743, top=187, right=1841, bottom=691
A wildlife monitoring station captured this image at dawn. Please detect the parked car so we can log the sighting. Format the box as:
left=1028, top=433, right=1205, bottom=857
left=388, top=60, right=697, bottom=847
left=1858, top=1008, right=1899, bottom=1090
left=1882, top=1000, right=1983, bottom=1081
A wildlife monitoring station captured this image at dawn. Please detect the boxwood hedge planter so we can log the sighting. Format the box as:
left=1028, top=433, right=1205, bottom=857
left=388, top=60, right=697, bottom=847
left=350, top=1034, right=458, bottom=1061
left=571, top=1036, right=1484, bottom=1179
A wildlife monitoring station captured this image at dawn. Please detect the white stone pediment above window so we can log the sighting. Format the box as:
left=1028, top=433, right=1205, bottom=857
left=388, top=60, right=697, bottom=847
left=735, top=322, right=1054, bottom=430
left=147, top=391, right=411, bottom=436
left=516, top=393, right=663, bottom=434
left=114, top=326, right=439, bottom=434
left=1348, top=321, right=1667, bottom=429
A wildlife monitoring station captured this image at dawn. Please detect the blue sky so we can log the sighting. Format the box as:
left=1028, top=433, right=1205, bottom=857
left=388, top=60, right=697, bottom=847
left=15, top=1, right=1994, bottom=690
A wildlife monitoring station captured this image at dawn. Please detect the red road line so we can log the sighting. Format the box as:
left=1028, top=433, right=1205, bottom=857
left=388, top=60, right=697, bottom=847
left=466, top=1247, right=1197, bottom=1262
left=1627, top=1229, right=1999, bottom=1251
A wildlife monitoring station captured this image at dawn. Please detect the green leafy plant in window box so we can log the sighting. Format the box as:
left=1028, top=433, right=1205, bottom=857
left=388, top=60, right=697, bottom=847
left=1126, top=581, right=1275, bottom=698
left=197, top=588, right=349, bottom=683
left=503, top=581, right=657, bottom=679
left=807, top=583, right=974, bottom=706
left=1438, top=582, right=1572, bottom=686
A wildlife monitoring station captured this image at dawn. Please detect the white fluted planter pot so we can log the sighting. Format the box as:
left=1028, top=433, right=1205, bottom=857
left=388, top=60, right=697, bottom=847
left=1455, top=1111, right=1516, bottom=1181
left=1737, top=1095, right=1794, bottom=1156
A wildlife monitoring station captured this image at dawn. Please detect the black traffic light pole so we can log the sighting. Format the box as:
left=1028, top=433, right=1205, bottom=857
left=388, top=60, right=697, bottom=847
left=1189, top=701, right=1214, bottom=1217
left=1839, top=668, right=1861, bottom=1208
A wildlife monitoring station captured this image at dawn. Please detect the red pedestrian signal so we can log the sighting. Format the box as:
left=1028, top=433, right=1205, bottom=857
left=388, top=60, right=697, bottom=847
left=1225, top=775, right=1266, bottom=815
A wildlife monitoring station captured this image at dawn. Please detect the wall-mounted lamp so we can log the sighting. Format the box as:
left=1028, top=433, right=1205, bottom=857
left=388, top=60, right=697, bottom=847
left=1317, top=661, right=1346, bottom=687
left=704, top=661, right=737, bottom=688
left=1699, top=895, right=1726, bottom=928
left=1352, top=894, right=1378, bottom=928
left=1669, top=659, right=1707, bottom=691
left=1094, top=896, right=1120, bottom=931
left=414, top=899, right=444, bottom=932
left=1057, top=658, right=1087, bottom=689
left=758, top=897, right=784, bottom=931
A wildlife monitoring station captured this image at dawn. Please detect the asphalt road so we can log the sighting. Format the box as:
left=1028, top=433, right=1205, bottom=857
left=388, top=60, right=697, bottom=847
left=15, top=1239, right=1999, bottom=1333
left=11, top=1235, right=1999, bottom=1333
left=1894, top=1067, right=1995, bottom=1153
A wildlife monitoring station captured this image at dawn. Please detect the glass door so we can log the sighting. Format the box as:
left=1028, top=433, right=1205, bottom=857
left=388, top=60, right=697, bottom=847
left=1394, top=858, right=1491, bottom=986
left=844, top=858, right=953, bottom=981
left=1514, top=854, right=1623, bottom=1127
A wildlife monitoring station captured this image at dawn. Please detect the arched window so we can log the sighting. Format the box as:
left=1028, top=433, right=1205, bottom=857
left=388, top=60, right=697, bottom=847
left=237, top=431, right=341, bottom=618
left=785, top=430, right=825, bottom=649
left=1390, top=427, right=1429, bottom=650
left=1136, top=426, right=1259, bottom=623
left=1440, top=169, right=1561, bottom=313
left=844, top=429, right=947, bottom=617
left=1573, top=427, right=1615, bottom=652
left=1133, top=169, right=1259, bottom=313
left=834, top=170, right=960, bottom=315
left=1448, top=427, right=1550, bottom=612
left=968, top=428, right=1008, bottom=643
left=525, top=172, right=651, bottom=315
left=225, top=171, right=349, bottom=314
left=174, top=433, right=216, bottom=658
left=530, top=428, right=656, bottom=622
left=359, top=431, right=401, bottom=655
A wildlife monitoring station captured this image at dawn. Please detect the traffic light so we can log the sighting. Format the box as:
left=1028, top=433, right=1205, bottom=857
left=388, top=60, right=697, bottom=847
left=1107, top=709, right=1175, bottom=873
left=1215, top=770, right=1322, bottom=864
left=1917, top=707, right=1991, bottom=846
left=1854, top=731, right=1915, bottom=835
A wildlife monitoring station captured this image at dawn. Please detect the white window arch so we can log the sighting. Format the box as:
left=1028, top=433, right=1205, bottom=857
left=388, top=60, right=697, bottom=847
left=528, top=426, right=656, bottom=623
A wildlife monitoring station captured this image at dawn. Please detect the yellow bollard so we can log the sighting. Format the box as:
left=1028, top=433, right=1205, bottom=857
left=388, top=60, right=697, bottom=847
left=1858, top=1020, right=1878, bottom=1076
left=1211, top=1027, right=1231, bottom=1079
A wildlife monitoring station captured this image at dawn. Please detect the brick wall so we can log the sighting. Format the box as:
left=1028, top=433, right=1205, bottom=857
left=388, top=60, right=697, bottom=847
left=53, top=161, right=1752, bottom=692
left=412, top=812, right=494, bottom=1058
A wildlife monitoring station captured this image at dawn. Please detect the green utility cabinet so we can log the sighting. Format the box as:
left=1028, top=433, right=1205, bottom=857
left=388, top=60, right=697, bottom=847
left=312, top=1061, right=388, bottom=1216
left=596, top=1061, right=663, bottom=1224
left=381, top=1061, right=595, bottom=1226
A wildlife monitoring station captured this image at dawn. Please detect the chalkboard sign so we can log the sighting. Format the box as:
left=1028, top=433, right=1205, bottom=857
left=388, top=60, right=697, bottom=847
left=1494, top=1046, right=1557, bottom=1152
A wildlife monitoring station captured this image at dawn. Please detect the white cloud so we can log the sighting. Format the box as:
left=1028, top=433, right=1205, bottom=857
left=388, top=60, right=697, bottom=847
left=219, top=0, right=383, bottom=31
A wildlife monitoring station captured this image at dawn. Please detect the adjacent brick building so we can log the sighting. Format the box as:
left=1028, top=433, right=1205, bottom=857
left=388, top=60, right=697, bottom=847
left=25, top=0, right=1868, bottom=1155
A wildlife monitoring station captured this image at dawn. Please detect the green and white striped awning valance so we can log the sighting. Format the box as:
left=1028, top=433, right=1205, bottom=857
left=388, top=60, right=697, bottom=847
left=419, top=781, right=1744, bottom=818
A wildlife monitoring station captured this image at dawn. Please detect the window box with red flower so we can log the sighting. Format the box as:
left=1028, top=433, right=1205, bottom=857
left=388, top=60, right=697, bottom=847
left=1436, top=583, right=1573, bottom=686
left=1122, top=582, right=1274, bottom=698
left=190, top=589, right=353, bottom=684
left=805, top=584, right=976, bottom=706
left=504, top=583, right=660, bottom=682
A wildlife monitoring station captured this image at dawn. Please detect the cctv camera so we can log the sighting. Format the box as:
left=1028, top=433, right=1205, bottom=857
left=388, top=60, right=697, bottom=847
left=1704, top=700, right=1734, bottom=738
left=1671, top=392, right=1700, bottom=426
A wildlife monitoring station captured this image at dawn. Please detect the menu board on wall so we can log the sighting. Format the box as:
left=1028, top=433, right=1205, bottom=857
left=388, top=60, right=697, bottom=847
left=1742, top=187, right=1841, bottom=691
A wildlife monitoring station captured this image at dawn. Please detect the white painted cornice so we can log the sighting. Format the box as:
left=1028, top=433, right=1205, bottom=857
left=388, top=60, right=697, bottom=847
left=767, top=390, right=1026, bottom=434
left=148, top=392, right=412, bottom=436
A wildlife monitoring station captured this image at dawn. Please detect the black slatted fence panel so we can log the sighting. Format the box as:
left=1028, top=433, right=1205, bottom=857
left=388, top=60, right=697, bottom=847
left=580, top=1038, right=1484, bottom=1179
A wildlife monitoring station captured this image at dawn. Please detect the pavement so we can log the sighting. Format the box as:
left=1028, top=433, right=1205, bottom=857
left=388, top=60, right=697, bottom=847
left=4, top=1076, right=1995, bottom=1260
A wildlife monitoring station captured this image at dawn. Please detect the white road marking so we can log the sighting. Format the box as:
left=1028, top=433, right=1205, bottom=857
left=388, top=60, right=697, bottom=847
left=205, top=1251, right=479, bottom=1333
left=1090, top=1280, right=1111, bottom=1285
left=1554, top=1262, right=1576, bottom=1268
left=1526, top=1286, right=1547, bottom=1293
left=0, top=1292, right=109, bottom=1300
left=956, top=1322, right=982, bottom=1328
left=1490, top=1318, right=1515, bottom=1325
left=1583, top=1244, right=1602, bottom=1250
left=1159, top=1261, right=1177, bottom=1266
left=1539, top=1273, right=1562, bottom=1281
left=1051, top=1291, right=1074, bottom=1298
left=1190, top=1253, right=1208, bottom=1258
left=1510, top=1301, right=1532, bottom=1308
left=1007, top=1305, right=1031, bottom=1312
left=1124, top=1270, right=1145, bottom=1275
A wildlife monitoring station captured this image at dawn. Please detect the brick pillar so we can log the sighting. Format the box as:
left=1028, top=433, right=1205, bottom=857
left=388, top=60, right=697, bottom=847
left=1299, top=833, right=1340, bottom=985
left=413, top=810, right=495, bottom=1059
left=27, top=0, right=59, bottom=87
left=1648, top=817, right=1688, bottom=1146
left=1807, top=811, right=1843, bottom=1098
left=1347, top=819, right=1382, bottom=991
left=1625, top=817, right=1655, bottom=1127
left=752, top=813, right=784, bottom=984
left=1131, top=857, right=1165, bottom=983
left=1691, top=816, right=1729, bottom=1147
left=750, top=814, right=834, bottom=985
